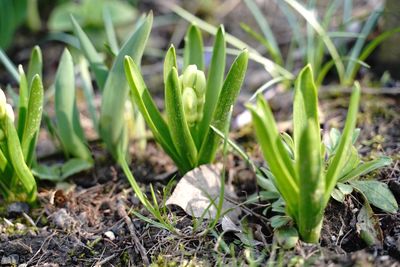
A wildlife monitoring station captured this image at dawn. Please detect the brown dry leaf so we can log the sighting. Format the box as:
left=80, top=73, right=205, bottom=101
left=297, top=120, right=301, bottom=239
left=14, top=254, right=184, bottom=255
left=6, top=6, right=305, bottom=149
left=166, top=164, right=240, bottom=220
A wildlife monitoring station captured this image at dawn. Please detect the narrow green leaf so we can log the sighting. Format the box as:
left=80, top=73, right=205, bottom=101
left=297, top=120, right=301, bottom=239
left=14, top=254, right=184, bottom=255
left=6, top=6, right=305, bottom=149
left=284, top=0, right=345, bottom=83
left=170, top=4, right=293, bottom=80
left=243, top=0, right=281, bottom=61
left=5, top=116, right=37, bottom=203
left=70, top=15, right=109, bottom=89
left=0, top=48, right=19, bottom=82
left=21, top=75, right=43, bottom=166
left=17, top=65, right=29, bottom=140
left=347, top=27, right=400, bottom=83
left=198, top=50, right=248, bottom=164
left=27, top=45, right=42, bottom=85
left=345, top=7, right=383, bottom=83
left=183, top=24, right=204, bottom=70
left=247, top=95, right=298, bottom=218
left=55, top=49, right=92, bottom=162
left=324, top=82, right=360, bottom=203
left=340, top=156, right=392, bottom=183
left=103, top=7, right=119, bottom=55
left=78, top=57, right=99, bottom=133
left=165, top=67, right=197, bottom=173
left=350, top=180, right=398, bottom=213
left=124, top=56, right=182, bottom=170
left=163, top=45, right=177, bottom=86
left=293, top=65, right=320, bottom=162
left=100, top=12, right=153, bottom=159
left=297, top=120, right=324, bottom=243
left=197, top=26, right=226, bottom=147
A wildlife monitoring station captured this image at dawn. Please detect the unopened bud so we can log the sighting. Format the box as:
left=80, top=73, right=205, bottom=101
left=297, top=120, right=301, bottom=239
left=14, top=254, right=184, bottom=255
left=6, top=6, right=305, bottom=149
left=182, top=65, right=206, bottom=97
left=0, top=89, right=6, bottom=119
left=5, top=104, right=14, bottom=122
left=182, top=87, right=198, bottom=126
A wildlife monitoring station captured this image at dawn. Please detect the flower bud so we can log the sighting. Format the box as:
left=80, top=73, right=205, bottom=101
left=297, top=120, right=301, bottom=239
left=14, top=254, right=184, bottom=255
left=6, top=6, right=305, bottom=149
left=182, top=87, right=198, bottom=126
left=182, top=65, right=206, bottom=97
left=0, top=89, right=6, bottom=119
left=181, top=65, right=206, bottom=125
left=5, top=104, right=14, bottom=122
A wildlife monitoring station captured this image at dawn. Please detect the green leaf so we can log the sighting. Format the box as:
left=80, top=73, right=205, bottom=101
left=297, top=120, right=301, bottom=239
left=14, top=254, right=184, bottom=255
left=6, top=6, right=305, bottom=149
left=340, top=156, right=392, bottom=182
left=70, top=15, right=109, bottom=89
left=0, top=48, right=19, bottom=83
left=17, top=65, right=29, bottom=140
left=27, top=45, right=42, bottom=86
left=198, top=50, right=248, bottom=164
left=293, top=65, right=320, bottom=162
left=163, top=45, right=178, bottom=86
left=170, top=4, right=293, bottom=80
left=331, top=188, right=345, bottom=203
left=55, top=49, right=92, bottom=162
left=350, top=180, right=398, bottom=213
left=100, top=12, right=153, bottom=159
left=297, top=120, right=324, bottom=243
left=275, top=226, right=299, bottom=249
left=356, top=202, right=383, bottom=246
left=243, top=0, right=282, bottom=64
left=284, top=0, right=345, bottom=83
left=124, top=57, right=182, bottom=169
left=33, top=158, right=92, bottom=182
left=183, top=24, right=204, bottom=70
left=197, top=26, right=226, bottom=147
left=347, top=27, right=400, bottom=84
left=5, top=116, right=37, bottom=203
left=247, top=95, right=298, bottom=218
left=345, top=7, right=383, bottom=83
left=103, top=7, right=119, bottom=55
left=165, top=67, right=197, bottom=173
left=325, top=82, right=360, bottom=203
left=21, top=75, right=43, bottom=166
left=271, top=215, right=291, bottom=228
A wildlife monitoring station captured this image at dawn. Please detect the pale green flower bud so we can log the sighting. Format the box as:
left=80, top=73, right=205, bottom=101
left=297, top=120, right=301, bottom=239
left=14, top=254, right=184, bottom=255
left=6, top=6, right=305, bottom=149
left=182, top=87, right=198, bottom=126
left=181, top=65, right=206, bottom=125
left=5, top=104, right=14, bottom=122
left=182, top=65, right=206, bottom=97
left=0, top=89, right=6, bottom=119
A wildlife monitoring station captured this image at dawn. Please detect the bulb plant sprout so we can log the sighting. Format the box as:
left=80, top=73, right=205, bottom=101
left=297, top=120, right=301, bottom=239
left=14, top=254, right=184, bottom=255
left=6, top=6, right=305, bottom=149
left=0, top=74, right=43, bottom=204
left=124, top=24, right=249, bottom=174
left=248, top=65, right=396, bottom=243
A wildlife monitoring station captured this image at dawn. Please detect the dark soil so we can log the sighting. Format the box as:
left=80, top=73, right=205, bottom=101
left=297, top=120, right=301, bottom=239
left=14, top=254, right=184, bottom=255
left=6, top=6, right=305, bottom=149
left=0, top=92, right=399, bottom=266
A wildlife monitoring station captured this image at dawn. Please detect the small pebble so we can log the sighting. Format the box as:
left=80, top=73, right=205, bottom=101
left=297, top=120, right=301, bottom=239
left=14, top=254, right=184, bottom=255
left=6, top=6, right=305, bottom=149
left=104, top=231, right=116, bottom=241
left=7, top=203, right=29, bottom=218
left=1, top=254, right=19, bottom=265
left=14, top=223, right=26, bottom=232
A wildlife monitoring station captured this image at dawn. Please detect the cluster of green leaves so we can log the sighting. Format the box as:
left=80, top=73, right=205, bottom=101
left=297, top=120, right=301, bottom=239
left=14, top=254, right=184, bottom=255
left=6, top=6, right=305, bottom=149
left=0, top=47, right=43, bottom=204
left=33, top=12, right=153, bottom=181
left=242, top=0, right=400, bottom=86
left=71, top=12, right=152, bottom=161
left=48, top=0, right=137, bottom=51
left=124, top=24, right=249, bottom=174
left=248, top=65, right=396, bottom=243
left=173, top=1, right=400, bottom=87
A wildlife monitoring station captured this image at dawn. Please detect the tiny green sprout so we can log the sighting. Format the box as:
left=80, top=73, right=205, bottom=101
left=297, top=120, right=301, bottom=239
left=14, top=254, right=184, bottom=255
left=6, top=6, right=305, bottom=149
left=124, top=24, right=249, bottom=174
left=248, top=65, right=396, bottom=243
